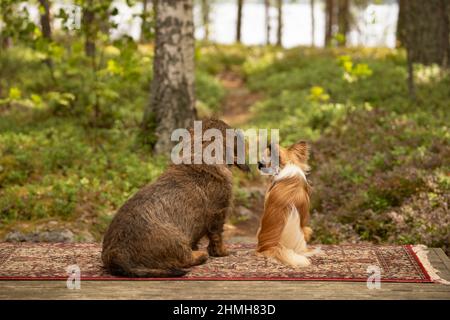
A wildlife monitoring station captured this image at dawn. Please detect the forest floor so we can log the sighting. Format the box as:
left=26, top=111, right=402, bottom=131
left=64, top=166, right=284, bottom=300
left=208, top=46, right=450, bottom=254
left=219, top=71, right=263, bottom=127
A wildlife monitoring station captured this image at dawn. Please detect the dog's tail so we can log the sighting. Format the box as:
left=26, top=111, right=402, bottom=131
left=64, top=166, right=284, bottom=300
left=260, top=245, right=311, bottom=267
left=107, top=263, right=189, bottom=278
left=102, top=251, right=189, bottom=278
left=119, top=266, right=189, bottom=278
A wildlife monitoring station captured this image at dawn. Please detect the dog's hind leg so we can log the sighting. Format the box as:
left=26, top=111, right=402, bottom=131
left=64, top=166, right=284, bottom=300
left=207, top=232, right=229, bottom=257
left=207, top=209, right=229, bottom=257
left=261, top=246, right=311, bottom=267
left=303, top=246, right=323, bottom=257
left=189, top=250, right=209, bottom=266
left=191, top=235, right=205, bottom=250
left=280, top=248, right=311, bottom=267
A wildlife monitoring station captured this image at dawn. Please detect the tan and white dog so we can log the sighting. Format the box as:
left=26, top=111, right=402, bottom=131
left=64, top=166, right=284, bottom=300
left=256, top=141, right=318, bottom=267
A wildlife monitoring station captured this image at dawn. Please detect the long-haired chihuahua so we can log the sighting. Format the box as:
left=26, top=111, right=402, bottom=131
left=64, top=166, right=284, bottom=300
left=256, top=140, right=318, bottom=267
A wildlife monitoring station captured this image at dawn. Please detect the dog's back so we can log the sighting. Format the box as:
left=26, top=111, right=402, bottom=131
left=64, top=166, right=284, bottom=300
left=257, top=164, right=313, bottom=267
left=102, top=163, right=233, bottom=277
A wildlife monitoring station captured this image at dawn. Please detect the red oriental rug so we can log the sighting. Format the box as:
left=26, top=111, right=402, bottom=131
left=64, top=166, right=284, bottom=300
left=0, top=242, right=436, bottom=282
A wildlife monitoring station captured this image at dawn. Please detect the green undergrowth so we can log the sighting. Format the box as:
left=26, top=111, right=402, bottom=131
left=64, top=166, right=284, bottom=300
left=1, top=43, right=449, bottom=254
left=0, top=41, right=224, bottom=239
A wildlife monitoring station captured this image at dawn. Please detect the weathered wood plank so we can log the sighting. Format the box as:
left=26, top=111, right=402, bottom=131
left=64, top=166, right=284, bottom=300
left=433, top=249, right=450, bottom=276
left=0, top=280, right=449, bottom=300
left=428, top=248, right=450, bottom=281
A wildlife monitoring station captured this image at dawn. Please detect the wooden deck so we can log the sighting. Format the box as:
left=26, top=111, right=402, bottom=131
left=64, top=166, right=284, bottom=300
left=0, top=248, right=449, bottom=300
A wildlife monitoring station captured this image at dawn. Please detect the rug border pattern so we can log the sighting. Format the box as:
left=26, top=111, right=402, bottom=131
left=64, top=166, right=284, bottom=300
left=0, top=243, right=433, bottom=282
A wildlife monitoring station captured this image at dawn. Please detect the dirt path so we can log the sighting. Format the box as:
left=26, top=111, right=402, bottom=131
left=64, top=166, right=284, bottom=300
left=217, top=71, right=267, bottom=240
left=218, top=71, right=263, bottom=127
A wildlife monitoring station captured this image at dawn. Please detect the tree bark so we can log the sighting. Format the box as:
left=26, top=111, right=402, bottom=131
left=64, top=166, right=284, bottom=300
left=403, top=0, right=449, bottom=67
left=337, top=0, right=349, bottom=46
left=265, top=0, right=271, bottom=45
left=396, top=0, right=406, bottom=48
left=402, top=0, right=450, bottom=98
left=236, top=0, right=243, bottom=43
left=142, top=0, right=197, bottom=155
left=140, top=0, right=149, bottom=42
left=406, top=50, right=416, bottom=100
left=0, top=1, right=20, bottom=49
left=201, top=0, right=210, bottom=42
left=447, top=0, right=450, bottom=67
left=310, top=0, right=315, bottom=47
left=1, top=37, right=9, bottom=50
left=325, top=0, right=334, bottom=46
left=38, top=0, right=52, bottom=40
left=82, top=1, right=96, bottom=57
left=276, top=0, right=282, bottom=46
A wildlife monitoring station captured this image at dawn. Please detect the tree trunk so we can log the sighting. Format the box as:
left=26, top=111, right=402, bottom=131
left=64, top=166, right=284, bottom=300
left=276, top=0, right=282, bottom=46
left=325, top=0, right=335, bottom=46
left=142, top=0, right=197, bottom=155
left=403, top=0, right=449, bottom=67
left=82, top=2, right=96, bottom=57
left=265, top=0, right=271, bottom=45
left=1, top=37, right=9, bottom=50
left=201, top=0, right=210, bottom=42
left=236, top=0, right=243, bottom=43
left=396, top=0, right=406, bottom=48
left=38, top=0, right=55, bottom=83
left=337, top=0, right=349, bottom=46
left=406, top=50, right=416, bottom=100
left=0, top=1, right=18, bottom=49
left=402, top=0, right=450, bottom=98
left=0, top=8, right=10, bottom=49
left=140, top=0, right=148, bottom=42
left=447, top=0, right=450, bottom=67
left=38, top=0, right=52, bottom=40
left=310, top=0, right=315, bottom=47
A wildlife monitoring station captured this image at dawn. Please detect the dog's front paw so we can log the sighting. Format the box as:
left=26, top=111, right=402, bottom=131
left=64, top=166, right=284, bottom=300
left=208, top=245, right=229, bottom=257
left=293, top=254, right=311, bottom=267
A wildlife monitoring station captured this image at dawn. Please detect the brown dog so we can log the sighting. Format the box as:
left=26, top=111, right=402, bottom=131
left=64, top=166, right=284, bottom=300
left=102, top=119, right=249, bottom=277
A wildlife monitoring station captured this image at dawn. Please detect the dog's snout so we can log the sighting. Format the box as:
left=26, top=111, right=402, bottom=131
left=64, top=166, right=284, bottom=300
left=257, top=161, right=264, bottom=169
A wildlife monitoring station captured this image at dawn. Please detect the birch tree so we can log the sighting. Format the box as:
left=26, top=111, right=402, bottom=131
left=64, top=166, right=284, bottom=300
left=142, top=0, right=196, bottom=155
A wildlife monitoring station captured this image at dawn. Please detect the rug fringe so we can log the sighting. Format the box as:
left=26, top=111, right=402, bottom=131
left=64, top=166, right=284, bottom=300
left=412, top=245, right=450, bottom=285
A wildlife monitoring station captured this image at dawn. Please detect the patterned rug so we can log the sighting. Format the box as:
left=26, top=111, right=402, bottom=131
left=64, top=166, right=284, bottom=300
left=0, top=242, right=433, bottom=282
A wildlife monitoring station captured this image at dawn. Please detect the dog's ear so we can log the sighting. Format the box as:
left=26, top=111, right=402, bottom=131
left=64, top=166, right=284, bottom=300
left=288, top=140, right=309, bottom=163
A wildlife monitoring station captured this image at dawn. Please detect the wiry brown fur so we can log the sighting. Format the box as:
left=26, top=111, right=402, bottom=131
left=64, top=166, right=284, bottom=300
left=256, top=141, right=313, bottom=265
left=102, top=119, right=249, bottom=277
